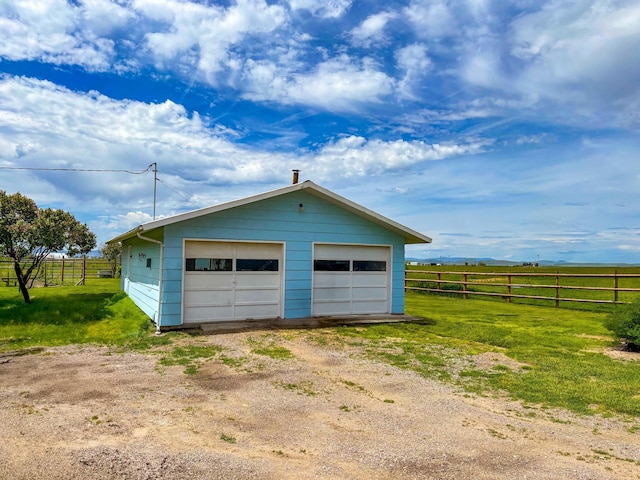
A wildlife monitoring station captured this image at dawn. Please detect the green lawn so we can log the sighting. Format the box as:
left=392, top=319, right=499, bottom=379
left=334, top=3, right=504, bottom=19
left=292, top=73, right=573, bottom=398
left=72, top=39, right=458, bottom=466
left=335, top=292, right=640, bottom=418
left=0, top=279, right=151, bottom=351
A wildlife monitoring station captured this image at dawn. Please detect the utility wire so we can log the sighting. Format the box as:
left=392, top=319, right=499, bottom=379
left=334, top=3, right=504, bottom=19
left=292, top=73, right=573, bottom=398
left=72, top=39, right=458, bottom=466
left=0, top=165, right=154, bottom=174
left=156, top=177, right=191, bottom=201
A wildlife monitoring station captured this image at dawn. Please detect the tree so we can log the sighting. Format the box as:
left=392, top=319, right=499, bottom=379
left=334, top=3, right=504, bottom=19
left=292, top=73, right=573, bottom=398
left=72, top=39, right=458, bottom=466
left=100, top=241, right=122, bottom=277
left=0, top=191, right=97, bottom=303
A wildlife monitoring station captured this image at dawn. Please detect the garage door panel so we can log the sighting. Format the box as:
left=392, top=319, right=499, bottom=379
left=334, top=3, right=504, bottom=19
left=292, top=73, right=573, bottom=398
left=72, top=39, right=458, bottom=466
left=352, top=273, right=388, bottom=287
left=184, top=290, right=233, bottom=306
left=314, top=272, right=351, bottom=288
left=235, top=303, right=280, bottom=319
left=314, top=287, right=351, bottom=301
left=236, top=273, right=280, bottom=288
left=186, top=241, right=235, bottom=257
left=313, top=300, right=351, bottom=316
left=315, top=244, right=388, bottom=260
left=352, top=300, right=388, bottom=314
left=235, top=243, right=281, bottom=256
left=184, top=273, right=233, bottom=290
left=235, top=288, right=279, bottom=303
left=352, top=286, right=388, bottom=300
left=185, top=305, right=235, bottom=322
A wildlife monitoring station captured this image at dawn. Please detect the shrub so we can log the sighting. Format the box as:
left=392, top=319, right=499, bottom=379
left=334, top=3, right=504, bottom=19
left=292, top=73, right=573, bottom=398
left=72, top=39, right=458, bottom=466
left=605, top=298, right=640, bottom=350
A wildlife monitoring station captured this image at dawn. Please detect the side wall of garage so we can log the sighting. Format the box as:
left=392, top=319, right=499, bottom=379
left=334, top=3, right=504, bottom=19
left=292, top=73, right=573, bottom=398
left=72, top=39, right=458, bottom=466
left=120, top=233, right=163, bottom=323
left=156, top=190, right=406, bottom=327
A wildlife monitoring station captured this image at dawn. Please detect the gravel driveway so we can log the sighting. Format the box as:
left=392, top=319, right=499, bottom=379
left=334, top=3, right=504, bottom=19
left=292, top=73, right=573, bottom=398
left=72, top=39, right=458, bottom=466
left=1, top=328, right=639, bottom=479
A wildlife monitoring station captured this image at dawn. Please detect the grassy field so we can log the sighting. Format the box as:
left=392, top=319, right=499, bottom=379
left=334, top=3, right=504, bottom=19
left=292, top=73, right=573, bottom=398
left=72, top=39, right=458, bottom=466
left=1, top=279, right=639, bottom=419
left=0, top=279, right=150, bottom=351
left=406, top=265, right=640, bottom=311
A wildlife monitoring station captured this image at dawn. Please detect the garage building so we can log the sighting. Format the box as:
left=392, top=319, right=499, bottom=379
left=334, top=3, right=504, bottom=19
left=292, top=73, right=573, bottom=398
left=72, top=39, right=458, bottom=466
left=108, top=180, right=431, bottom=330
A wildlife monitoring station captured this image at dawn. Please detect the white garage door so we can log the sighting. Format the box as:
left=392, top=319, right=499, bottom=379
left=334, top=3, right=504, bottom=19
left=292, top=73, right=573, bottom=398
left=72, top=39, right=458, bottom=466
left=183, top=241, right=282, bottom=323
left=313, top=244, right=390, bottom=316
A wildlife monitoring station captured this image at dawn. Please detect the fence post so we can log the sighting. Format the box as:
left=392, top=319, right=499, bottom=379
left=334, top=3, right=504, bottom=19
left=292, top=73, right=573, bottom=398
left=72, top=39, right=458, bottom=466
left=555, top=271, right=560, bottom=307
left=61, top=256, right=65, bottom=284
left=614, top=270, right=619, bottom=303
left=507, top=274, right=512, bottom=303
left=437, top=272, right=441, bottom=292
left=463, top=273, right=468, bottom=300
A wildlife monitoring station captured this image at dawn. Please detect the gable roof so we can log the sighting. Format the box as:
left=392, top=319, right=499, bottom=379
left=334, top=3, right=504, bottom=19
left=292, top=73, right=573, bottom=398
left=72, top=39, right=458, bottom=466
left=108, top=180, right=432, bottom=245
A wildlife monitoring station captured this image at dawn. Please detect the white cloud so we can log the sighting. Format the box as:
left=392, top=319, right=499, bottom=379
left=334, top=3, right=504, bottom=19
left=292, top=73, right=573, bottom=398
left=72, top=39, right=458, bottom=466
left=243, top=55, right=395, bottom=111
left=136, top=0, right=287, bottom=80
left=81, top=0, right=135, bottom=37
left=404, top=0, right=456, bottom=38
left=395, top=43, right=432, bottom=100
left=456, top=1, right=640, bottom=128
left=288, top=0, right=352, bottom=19
left=0, top=0, right=120, bottom=70
left=308, top=135, right=487, bottom=178
left=350, top=11, right=397, bottom=46
left=510, top=0, right=640, bottom=102
left=97, top=211, right=155, bottom=237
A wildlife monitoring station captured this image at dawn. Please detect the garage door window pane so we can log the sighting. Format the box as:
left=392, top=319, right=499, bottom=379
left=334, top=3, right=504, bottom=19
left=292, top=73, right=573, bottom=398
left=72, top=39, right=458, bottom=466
left=353, top=261, right=386, bottom=272
left=236, top=259, right=279, bottom=271
left=314, top=260, right=350, bottom=271
left=186, top=258, right=232, bottom=271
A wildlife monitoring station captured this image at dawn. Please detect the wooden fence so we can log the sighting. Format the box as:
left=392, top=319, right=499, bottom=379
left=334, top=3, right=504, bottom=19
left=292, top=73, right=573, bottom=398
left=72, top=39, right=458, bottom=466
left=405, top=269, right=640, bottom=306
left=1, top=257, right=118, bottom=287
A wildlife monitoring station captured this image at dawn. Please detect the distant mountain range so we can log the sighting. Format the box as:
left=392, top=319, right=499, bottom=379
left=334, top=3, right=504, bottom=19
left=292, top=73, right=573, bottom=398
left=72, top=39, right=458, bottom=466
left=406, top=257, right=640, bottom=267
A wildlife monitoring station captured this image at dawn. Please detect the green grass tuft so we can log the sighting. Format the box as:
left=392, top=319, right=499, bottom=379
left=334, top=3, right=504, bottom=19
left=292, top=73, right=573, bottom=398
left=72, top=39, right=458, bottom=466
left=159, top=345, right=223, bottom=374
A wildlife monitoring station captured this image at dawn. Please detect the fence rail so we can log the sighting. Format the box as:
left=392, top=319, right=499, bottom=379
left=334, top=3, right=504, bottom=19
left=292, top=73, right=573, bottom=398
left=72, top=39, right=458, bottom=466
left=405, top=269, right=640, bottom=306
left=1, top=257, right=118, bottom=287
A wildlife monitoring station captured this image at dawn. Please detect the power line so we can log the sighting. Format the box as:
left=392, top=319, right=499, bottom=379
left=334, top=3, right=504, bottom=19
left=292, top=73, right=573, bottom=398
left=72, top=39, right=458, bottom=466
left=156, top=177, right=191, bottom=201
left=0, top=165, right=153, bottom=174
left=1, top=163, right=159, bottom=218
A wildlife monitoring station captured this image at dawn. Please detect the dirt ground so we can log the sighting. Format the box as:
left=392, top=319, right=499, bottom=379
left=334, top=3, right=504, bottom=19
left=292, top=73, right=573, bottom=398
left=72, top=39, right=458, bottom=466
left=1, top=328, right=639, bottom=480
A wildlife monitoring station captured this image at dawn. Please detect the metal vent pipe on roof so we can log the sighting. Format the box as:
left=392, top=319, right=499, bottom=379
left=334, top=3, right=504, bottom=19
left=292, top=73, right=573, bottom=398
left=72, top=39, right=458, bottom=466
left=292, top=169, right=300, bottom=184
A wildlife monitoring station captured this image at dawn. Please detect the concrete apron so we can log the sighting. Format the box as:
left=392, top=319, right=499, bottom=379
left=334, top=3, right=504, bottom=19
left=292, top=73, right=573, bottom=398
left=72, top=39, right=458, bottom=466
left=195, top=314, right=424, bottom=335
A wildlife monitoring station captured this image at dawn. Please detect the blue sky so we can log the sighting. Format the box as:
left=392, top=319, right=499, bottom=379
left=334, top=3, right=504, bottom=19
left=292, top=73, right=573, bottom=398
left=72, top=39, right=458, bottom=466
left=1, top=0, right=639, bottom=263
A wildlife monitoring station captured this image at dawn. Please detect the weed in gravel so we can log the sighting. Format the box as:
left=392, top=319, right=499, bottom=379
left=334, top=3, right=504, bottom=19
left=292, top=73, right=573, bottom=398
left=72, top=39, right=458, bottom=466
left=220, top=433, right=236, bottom=444
left=487, top=428, right=508, bottom=439
left=251, top=345, right=294, bottom=360
left=247, top=336, right=294, bottom=360
left=275, top=380, right=318, bottom=396
left=159, top=345, right=222, bottom=375
left=339, top=379, right=371, bottom=396
left=219, top=355, right=248, bottom=369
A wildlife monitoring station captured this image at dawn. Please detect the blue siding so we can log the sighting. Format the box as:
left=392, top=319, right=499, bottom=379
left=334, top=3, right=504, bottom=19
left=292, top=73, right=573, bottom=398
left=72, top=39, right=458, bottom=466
left=122, top=190, right=410, bottom=327
left=121, top=238, right=161, bottom=322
